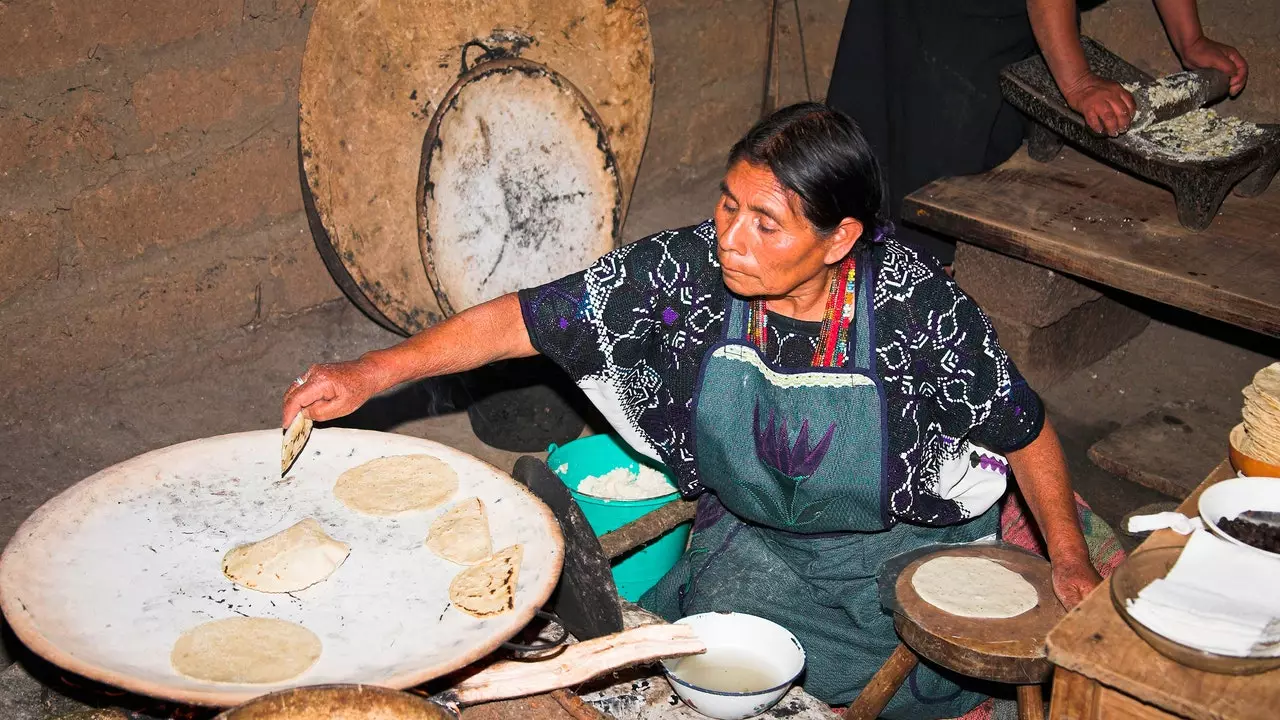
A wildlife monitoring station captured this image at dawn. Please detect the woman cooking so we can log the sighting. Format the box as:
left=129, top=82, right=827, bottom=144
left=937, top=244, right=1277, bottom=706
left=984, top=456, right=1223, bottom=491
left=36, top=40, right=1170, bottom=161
left=283, top=103, right=1104, bottom=719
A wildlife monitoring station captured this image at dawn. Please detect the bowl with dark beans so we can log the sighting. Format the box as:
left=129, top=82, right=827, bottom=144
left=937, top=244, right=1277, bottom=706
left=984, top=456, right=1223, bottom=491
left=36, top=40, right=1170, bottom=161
left=1198, top=477, right=1280, bottom=560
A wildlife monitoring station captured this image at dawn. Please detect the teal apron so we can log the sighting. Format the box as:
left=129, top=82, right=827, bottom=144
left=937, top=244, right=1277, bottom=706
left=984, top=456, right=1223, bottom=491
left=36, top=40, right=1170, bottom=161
left=640, top=262, right=997, bottom=719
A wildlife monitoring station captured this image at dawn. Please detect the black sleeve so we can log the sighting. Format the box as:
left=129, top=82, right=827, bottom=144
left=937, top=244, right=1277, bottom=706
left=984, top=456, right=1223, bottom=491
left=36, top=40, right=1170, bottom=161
left=919, top=273, right=1045, bottom=453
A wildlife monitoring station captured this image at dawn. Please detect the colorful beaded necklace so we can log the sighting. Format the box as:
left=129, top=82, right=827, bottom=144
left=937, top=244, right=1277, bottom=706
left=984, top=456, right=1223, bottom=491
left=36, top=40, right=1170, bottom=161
left=746, top=254, right=857, bottom=368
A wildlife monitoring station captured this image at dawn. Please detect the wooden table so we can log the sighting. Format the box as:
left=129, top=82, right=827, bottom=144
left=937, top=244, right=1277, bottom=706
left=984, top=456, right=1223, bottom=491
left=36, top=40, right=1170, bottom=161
left=902, top=148, right=1280, bottom=337
left=1045, top=462, right=1280, bottom=719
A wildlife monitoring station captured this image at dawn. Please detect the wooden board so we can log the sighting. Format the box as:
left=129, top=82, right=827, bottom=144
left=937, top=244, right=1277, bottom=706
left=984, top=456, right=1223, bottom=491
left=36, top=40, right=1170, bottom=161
left=903, top=148, right=1280, bottom=337
left=300, top=0, right=654, bottom=333
left=1049, top=667, right=1178, bottom=720
left=1046, top=462, right=1280, bottom=720
left=1087, top=401, right=1234, bottom=500
left=893, top=545, right=1065, bottom=684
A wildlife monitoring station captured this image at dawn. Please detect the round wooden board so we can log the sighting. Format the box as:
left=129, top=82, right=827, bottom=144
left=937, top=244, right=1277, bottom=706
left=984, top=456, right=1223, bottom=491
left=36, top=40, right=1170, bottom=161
left=299, top=0, right=654, bottom=334
left=216, top=685, right=450, bottom=720
left=0, top=429, right=564, bottom=707
left=893, top=545, right=1065, bottom=684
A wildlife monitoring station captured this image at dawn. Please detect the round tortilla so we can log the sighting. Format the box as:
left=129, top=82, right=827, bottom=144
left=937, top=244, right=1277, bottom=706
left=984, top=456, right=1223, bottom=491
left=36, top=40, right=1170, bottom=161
left=1252, top=363, right=1280, bottom=406
left=910, top=556, right=1038, bottom=619
left=426, top=497, right=492, bottom=565
left=171, top=617, right=321, bottom=683
left=333, top=454, right=459, bottom=516
left=222, top=518, right=350, bottom=593
left=449, top=544, right=523, bottom=618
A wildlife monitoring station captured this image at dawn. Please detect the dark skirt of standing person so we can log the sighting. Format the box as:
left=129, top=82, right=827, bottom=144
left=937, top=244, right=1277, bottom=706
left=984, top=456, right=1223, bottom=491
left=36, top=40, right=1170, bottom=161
left=825, top=0, right=1037, bottom=266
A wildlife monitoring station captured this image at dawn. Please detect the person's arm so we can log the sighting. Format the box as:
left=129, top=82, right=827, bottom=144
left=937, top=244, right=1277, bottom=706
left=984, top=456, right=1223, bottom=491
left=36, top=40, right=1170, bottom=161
left=1153, top=0, right=1248, bottom=95
left=282, top=293, right=535, bottom=426
left=1027, top=0, right=1136, bottom=136
left=1006, top=418, right=1101, bottom=608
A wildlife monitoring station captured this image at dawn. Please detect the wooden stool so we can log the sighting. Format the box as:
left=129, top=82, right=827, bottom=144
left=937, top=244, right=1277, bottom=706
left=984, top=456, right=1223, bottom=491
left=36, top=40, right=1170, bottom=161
left=845, top=546, right=1065, bottom=720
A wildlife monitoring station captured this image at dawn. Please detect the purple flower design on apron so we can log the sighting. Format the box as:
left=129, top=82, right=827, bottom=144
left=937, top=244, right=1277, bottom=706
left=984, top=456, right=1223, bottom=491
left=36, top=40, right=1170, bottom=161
left=742, top=404, right=839, bottom=528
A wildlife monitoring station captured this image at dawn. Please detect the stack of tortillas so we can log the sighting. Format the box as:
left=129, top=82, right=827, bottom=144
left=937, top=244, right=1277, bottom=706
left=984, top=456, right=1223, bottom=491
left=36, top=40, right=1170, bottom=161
left=1240, top=363, right=1280, bottom=465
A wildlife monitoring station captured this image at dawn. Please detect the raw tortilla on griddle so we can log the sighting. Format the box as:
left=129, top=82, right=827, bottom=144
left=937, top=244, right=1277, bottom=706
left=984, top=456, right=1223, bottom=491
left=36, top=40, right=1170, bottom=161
left=170, top=617, right=321, bottom=683
left=333, top=454, right=459, bottom=515
left=449, top=544, right=523, bottom=618
left=426, top=497, right=492, bottom=564
left=222, top=518, right=350, bottom=593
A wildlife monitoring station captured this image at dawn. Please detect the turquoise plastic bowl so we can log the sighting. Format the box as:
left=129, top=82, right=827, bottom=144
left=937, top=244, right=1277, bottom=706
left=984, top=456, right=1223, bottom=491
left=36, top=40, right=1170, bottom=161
left=546, top=434, right=691, bottom=601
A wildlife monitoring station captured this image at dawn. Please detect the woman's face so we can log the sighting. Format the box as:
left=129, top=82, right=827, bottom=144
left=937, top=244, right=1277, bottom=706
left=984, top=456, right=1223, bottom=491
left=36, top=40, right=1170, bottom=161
left=714, top=160, right=860, bottom=300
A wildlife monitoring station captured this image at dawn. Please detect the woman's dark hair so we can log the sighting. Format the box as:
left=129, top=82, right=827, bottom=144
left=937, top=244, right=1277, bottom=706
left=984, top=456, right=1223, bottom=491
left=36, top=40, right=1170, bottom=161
left=727, top=102, right=887, bottom=238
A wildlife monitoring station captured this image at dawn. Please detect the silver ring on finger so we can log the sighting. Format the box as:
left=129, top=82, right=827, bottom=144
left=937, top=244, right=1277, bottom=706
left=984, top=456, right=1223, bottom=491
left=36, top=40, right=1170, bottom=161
left=294, top=375, right=308, bottom=387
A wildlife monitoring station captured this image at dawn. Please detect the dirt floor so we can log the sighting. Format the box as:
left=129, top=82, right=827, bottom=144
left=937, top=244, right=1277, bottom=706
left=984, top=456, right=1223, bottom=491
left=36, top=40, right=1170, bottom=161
left=1, top=170, right=1277, bottom=673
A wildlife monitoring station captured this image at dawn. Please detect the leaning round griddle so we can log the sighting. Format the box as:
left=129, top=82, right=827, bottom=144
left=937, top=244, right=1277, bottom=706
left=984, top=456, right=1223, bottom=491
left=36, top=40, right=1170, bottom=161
left=299, top=0, right=654, bottom=333
left=418, top=57, right=622, bottom=317
left=0, top=429, right=566, bottom=706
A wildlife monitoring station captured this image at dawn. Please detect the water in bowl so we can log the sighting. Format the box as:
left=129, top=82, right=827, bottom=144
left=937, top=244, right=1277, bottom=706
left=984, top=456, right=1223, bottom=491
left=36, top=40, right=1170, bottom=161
left=669, top=648, right=781, bottom=694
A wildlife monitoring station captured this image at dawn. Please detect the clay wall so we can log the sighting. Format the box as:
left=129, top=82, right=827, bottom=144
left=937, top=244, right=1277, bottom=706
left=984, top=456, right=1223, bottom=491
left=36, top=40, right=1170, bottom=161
left=0, top=0, right=846, bottom=394
left=1082, top=0, right=1279, bottom=122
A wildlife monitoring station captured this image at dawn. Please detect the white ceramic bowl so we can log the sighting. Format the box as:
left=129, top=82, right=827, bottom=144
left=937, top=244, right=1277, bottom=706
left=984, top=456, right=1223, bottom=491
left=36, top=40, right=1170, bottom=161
left=1197, top=476, right=1280, bottom=560
left=660, top=612, right=806, bottom=720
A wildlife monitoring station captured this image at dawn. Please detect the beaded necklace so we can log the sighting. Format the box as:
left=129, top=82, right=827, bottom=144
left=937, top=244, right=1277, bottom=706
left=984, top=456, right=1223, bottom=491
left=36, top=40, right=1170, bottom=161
left=746, top=254, right=857, bottom=368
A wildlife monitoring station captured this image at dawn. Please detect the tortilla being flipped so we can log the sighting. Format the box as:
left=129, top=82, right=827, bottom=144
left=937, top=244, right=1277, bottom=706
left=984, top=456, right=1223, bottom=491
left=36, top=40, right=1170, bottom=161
left=222, top=518, right=350, bottom=593
left=426, top=497, right=492, bottom=564
left=333, top=454, right=459, bottom=515
left=910, top=556, right=1038, bottom=619
left=281, top=411, right=313, bottom=475
left=449, top=544, right=523, bottom=618
left=171, top=617, right=321, bottom=683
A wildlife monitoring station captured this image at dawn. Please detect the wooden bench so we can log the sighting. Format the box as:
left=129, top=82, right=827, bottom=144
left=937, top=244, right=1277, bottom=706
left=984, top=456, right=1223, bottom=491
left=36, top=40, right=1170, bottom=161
left=902, top=147, right=1280, bottom=497
left=903, top=147, right=1280, bottom=338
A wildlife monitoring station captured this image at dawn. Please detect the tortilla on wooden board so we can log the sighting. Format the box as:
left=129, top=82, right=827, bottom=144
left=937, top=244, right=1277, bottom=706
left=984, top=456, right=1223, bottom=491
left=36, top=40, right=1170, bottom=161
left=910, top=556, right=1038, bottom=619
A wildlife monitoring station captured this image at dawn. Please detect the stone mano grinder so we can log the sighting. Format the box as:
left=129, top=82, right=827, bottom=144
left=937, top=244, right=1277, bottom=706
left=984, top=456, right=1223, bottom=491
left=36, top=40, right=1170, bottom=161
left=1126, top=67, right=1231, bottom=133
left=1000, top=37, right=1280, bottom=231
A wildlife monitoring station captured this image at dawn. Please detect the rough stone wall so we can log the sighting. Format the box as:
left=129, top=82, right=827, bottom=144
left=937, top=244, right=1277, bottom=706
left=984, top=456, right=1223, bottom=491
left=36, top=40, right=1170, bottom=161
left=0, top=0, right=847, bottom=395
left=1082, top=0, right=1279, bottom=122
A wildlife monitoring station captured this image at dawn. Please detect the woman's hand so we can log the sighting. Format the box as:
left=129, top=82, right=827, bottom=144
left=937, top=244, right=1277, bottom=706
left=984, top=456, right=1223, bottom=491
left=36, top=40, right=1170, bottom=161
left=282, top=358, right=386, bottom=427
left=1061, top=73, right=1136, bottom=136
left=1178, top=35, right=1248, bottom=96
left=1050, top=556, right=1103, bottom=609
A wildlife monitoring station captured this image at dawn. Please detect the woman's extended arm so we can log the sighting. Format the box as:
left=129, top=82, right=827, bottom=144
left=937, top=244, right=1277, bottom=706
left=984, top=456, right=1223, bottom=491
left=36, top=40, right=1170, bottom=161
left=1006, top=418, right=1102, bottom=608
left=281, top=293, right=536, bottom=426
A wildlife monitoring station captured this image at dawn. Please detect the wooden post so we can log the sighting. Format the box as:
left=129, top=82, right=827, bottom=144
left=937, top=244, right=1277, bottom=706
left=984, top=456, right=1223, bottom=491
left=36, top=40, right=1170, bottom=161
left=844, top=643, right=919, bottom=720
left=1017, top=684, right=1045, bottom=720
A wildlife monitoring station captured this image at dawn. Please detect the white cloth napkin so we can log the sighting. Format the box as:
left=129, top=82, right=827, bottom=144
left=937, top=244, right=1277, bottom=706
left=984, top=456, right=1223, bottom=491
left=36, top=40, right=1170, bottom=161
left=1126, top=528, right=1280, bottom=657
left=1126, top=512, right=1204, bottom=535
